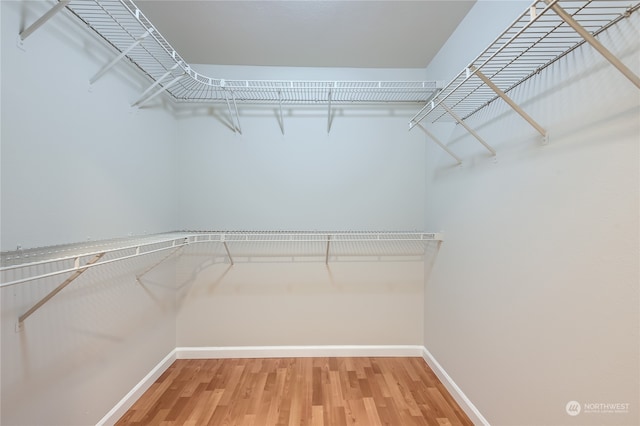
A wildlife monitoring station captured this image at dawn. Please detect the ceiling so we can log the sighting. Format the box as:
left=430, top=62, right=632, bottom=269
left=136, top=1, right=476, bottom=69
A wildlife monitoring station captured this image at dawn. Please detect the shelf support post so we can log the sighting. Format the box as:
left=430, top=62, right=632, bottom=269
left=278, top=90, right=285, bottom=135
left=135, top=245, right=185, bottom=283
left=17, top=253, right=105, bottom=329
left=19, top=0, right=71, bottom=41
left=221, top=235, right=234, bottom=266
left=131, top=63, right=181, bottom=107
left=232, top=92, right=242, bottom=134
left=134, top=73, right=185, bottom=107
left=415, top=123, right=462, bottom=165
left=544, top=0, right=640, bottom=89
left=90, top=29, right=153, bottom=85
left=440, top=102, right=496, bottom=156
left=224, top=90, right=237, bottom=133
left=325, top=235, right=331, bottom=265
left=469, top=66, right=548, bottom=143
left=327, top=89, right=333, bottom=133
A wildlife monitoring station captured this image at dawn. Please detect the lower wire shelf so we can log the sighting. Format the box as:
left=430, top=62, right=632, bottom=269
left=2, top=231, right=442, bottom=330
left=1, top=231, right=443, bottom=288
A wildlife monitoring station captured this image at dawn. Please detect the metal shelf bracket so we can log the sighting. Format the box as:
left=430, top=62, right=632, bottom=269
left=135, top=72, right=186, bottom=108
left=415, top=123, right=463, bottom=165
left=223, top=86, right=237, bottom=133
left=131, top=63, right=181, bottom=107
left=135, top=239, right=187, bottom=283
left=325, top=235, right=331, bottom=265
left=278, top=90, right=285, bottom=135
left=544, top=0, right=640, bottom=89
left=223, top=87, right=242, bottom=134
left=16, top=252, right=105, bottom=331
left=90, top=29, right=153, bottom=85
left=440, top=102, right=497, bottom=156
left=327, top=88, right=334, bottom=134
left=220, top=235, right=234, bottom=266
left=469, top=66, right=548, bottom=144
left=19, top=0, right=70, bottom=42
left=232, top=92, right=242, bottom=134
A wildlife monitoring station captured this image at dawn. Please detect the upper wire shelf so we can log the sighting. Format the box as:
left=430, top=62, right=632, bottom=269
left=62, top=0, right=440, bottom=104
left=409, top=0, right=640, bottom=127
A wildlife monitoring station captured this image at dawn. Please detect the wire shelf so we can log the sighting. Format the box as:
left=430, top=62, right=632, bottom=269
left=1, top=231, right=443, bottom=288
left=64, top=0, right=440, bottom=104
left=409, top=0, right=640, bottom=127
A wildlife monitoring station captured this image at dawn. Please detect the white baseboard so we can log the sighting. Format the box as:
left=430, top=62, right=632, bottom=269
left=421, top=347, right=490, bottom=426
left=96, top=349, right=177, bottom=426
left=98, top=345, right=486, bottom=426
left=176, top=345, right=424, bottom=359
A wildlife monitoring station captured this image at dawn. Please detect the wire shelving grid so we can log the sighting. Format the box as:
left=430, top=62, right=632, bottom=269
left=0, top=231, right=443, bottom=288
left=64, top=0, right=440, bottom=104
left=409, top=0, right=640, bottom=128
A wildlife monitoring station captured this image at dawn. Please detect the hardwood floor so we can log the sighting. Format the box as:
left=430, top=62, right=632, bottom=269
left=116, top=357, right=473, bottom=426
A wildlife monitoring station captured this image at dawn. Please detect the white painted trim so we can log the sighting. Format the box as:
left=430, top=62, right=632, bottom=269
left=176, top=345, right=424, bottom=359
left=96, top=349, right=177, bottom=426
left=98, top=345, right=485, bottom=426
left=421, top=347, right=490, bottom=426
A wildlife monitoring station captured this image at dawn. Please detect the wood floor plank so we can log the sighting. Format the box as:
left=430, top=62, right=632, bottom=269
left=116, top=357, right=473, bottom=426
left=311, top=405, right=324, bottom=426
left=363, top=396, right=384, bottom=426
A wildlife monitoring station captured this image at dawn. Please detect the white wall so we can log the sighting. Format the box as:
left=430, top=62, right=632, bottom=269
left=172, top=65, right=429, bottom=348
left=145, top=61, right=430, bottom=389
left=1, top=2, right=178, bottom=425
left=1, top=3, right=433, bottom=424
left=1, top=253, right=178, bottom=426
left=7, top=1, right=637, bottom=425
left=423, top=2, right=639, bottom=425
left=0, top=1, right=178, bottom=252
left=176, top=245, right=426, bottom=347
left=424, top=0, right=529, bottom=82
left=175, top=65, right=427, bottom=231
